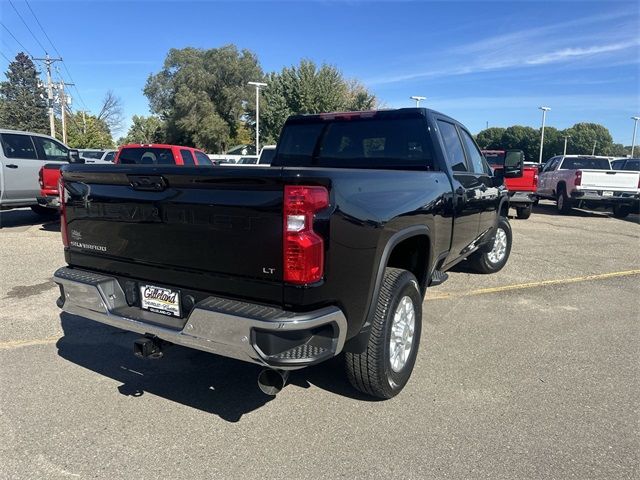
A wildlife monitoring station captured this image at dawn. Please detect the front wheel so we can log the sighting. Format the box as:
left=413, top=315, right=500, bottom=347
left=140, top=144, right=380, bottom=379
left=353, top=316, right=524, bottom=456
left=345, top=268, right=422, bottom=399
left=468, top=216, right=512, bottom=274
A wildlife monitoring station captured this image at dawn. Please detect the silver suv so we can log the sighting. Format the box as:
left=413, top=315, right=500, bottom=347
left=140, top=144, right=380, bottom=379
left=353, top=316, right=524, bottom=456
left=0, top=129, right=79, bottom=215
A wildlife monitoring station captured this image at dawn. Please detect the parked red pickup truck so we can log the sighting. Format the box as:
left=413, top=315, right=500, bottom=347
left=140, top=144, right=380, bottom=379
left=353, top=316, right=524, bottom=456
left=38, top=144, right=213, bottom=209
left=482, top=149, right=538, bottom=219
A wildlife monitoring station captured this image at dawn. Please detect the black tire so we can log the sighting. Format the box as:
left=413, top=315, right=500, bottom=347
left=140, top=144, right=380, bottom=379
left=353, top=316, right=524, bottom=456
left=515, top=205, right=532, bottom=219
left=556, top=186, right=572, bottom=214
left=31, top=205, right=58, bottom=217
left=345, top=268, right=422, bottom=399
left=468, top=216, right=512, bottom=274
left=612, top=205, right=631, bottom=219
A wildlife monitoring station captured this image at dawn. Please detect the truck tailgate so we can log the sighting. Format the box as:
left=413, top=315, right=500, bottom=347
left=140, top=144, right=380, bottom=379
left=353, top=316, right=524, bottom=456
left=579, top=170, right=639, bottom=192
left=61, top=165, right=284, bottom=302
left=505, top=166, right=537, bottom=192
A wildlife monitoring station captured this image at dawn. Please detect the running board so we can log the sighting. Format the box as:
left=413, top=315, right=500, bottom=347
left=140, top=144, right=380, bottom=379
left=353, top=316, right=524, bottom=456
left=429, top=270, right=449, bottom=287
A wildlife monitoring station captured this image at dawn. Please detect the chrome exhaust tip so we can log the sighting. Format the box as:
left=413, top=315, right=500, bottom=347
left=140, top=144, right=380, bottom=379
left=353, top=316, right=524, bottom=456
left=257, top=368, right=289, bottom=396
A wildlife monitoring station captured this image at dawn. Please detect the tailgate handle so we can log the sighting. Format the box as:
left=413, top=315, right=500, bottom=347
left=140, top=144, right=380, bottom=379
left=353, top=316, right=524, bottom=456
left=605, top=171, right=616, bottom=174
left=128, top=175, right=167, bottom=191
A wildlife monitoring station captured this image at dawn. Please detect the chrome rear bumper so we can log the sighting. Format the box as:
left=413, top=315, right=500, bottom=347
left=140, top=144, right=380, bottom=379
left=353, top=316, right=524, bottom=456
left=54, top=267, right=347, bottom=369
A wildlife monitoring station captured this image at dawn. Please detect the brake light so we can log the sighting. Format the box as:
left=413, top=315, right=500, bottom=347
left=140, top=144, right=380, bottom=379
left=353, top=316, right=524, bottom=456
left=575, top=170, right=582, bottom=186
left=38, top=167, right=44, bottom=188
left=59, top=177, right=69, bottom=247
left=533, top=173, right=538, bottom=188
left=283, top=185, right=329, bottom=284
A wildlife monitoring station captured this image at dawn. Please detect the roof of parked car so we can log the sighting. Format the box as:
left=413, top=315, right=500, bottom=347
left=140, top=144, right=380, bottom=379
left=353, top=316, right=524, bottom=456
left=119, top=143, right=203, bottom=151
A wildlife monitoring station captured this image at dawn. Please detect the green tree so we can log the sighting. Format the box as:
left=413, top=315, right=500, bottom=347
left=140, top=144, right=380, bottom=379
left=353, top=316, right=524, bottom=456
left=562, top=123, right=616, bottom=156
left=121, top=115, right=165, bottom=144
left=144, top=45, right=263, bottom=152
left=475, top=127, right=505, bottom=149
left=0, top=52, right=49, bottom=133
left=63, top=111, right=113, bottom=148
left=500, top=125, right=540, bottom=162
left=258, top=60, right=377, bottom=144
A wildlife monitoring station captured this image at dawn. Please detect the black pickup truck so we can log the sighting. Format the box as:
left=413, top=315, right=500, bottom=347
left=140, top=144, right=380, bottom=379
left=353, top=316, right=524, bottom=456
left=54, top=108, right=517, bottom=399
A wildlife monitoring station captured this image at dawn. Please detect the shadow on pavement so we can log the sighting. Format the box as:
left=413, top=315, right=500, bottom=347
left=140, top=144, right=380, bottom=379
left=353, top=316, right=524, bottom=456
left=0, top=208, right=59, bottom=229
left=57, top=313, right=373, bottom=422
left=532, top=201, right=611, bottom=218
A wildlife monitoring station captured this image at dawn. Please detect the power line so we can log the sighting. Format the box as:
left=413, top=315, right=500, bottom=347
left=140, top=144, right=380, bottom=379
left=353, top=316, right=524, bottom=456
left=0, top=51, right=12, bottom=63
left=0, top=22, right=33, bottom=57
left=22, top=0, right=90, bottom=112
left=7, top=0, right=47, bottom=53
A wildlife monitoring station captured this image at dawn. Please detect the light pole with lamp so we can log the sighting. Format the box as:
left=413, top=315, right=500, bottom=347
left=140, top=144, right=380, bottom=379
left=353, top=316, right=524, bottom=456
left=631, top=116, right=640, bottom=157
left=410, top=96, right=426, bottom=107
left=563, top=135, right=570, bottom=155
left=538, top=106, right=551, bottom=164
left=248, top=81, right=267, bottom=154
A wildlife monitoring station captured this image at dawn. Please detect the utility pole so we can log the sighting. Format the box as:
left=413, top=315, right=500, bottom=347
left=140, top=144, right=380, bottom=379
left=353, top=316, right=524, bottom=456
left=563, top=135, right=570, bottom=155
left=56, top=80, right=74, bottom=144
left=33, top=54, right=63, bottom=138
left=81, top=111, right=87, bottom=134
left=538, top=106, right=551, bottom=164
left=248, top=81, right=267, bottom=154
left=410, top=96, right=426, bottom=107
left=631, top=116, right=640, bottom=157
left=592, top=140, right=597, bottom=156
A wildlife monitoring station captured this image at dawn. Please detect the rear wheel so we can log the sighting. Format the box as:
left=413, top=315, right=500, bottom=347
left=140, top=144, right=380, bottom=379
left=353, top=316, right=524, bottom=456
left=31, top=205, right=58, bottom=217
left=468, top=216, right=512, bottom=274
left=515, top=205, right=532, bottom=219
left=345, top=268, right=422, bottom=399
left=556, top=187, right=572, bottom=214
left=612, top=205, right=631, bottom=219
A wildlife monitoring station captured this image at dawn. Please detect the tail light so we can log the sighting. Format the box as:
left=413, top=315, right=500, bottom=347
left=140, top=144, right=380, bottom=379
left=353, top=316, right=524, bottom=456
left=283, top=185, right=329, bottom=284
left=59, top=177, right=69, bottom=247
left=574, top=170, right=582, bottom=186
left=38, top=167, right=44, bottom=188
left=533, top=173, right=538, bottom=188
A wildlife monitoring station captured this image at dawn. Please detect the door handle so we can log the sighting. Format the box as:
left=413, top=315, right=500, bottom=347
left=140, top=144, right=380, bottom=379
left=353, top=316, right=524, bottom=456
left=6, top=164, right=18, bottom=169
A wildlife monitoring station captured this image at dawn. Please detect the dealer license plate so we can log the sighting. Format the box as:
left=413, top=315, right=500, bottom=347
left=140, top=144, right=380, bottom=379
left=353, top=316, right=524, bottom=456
left=602, top=191, right=614, bottom=197
left=140, top=285, right=181, bottom=317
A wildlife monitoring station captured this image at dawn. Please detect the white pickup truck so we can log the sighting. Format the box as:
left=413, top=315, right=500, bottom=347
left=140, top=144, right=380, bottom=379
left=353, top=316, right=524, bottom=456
left=537, top=155, right=639, bottom=217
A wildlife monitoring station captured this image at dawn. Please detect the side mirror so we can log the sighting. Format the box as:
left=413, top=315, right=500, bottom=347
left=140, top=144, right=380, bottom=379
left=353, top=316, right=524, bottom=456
left=504, top=150, right=524, bottom=178
left=68, top=149, right=85, bottom=164
left=491, top=167, right=505, bottom=187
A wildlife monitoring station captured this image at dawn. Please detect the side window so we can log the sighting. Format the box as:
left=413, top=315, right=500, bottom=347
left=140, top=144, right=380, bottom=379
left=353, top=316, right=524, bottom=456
left=437, top=120, right=467, bottom=172
left=32, top=136, right=68, bottom=161
left=180, top=149, right=195, bottom=165
left=195, top=151, right=212, bottom=165
left=103, top=151, right=115, bottom=162
left=1, top=133, right=38, bottom=159
left=459, top=129, right=486, bottom=174
left=543, top=158, right=557, bottom=172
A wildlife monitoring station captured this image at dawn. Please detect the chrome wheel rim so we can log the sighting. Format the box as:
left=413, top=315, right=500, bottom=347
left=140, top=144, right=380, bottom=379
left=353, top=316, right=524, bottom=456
left=487, top=227, right=507, bottom=264
left=389, top=296, right=415, bottom=373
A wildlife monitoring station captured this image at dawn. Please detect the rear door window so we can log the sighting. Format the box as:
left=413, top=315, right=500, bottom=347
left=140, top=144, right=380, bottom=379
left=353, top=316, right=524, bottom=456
left=32, top=136, right=69, bottom=161
left=180, top=149, right=195, bottom=165
left=1, top=133, right=38, bottom=159
left=118, top=147, right=175, bottom=165
left=459, top=129, right=487, bottom=174
left=103, top=151, right=115, bottom=162
left=437, top=120, right=468, bottom=172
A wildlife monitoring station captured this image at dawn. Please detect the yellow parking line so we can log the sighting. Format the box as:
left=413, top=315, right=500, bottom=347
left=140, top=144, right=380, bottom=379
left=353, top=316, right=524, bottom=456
left=427, top=269, right=640, bottom=300
left=0, top=336, right=59, bottom=351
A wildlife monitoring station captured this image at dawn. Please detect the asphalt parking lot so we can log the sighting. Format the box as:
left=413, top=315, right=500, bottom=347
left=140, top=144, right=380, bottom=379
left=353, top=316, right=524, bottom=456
left=1, top=203, right=638, bottom=480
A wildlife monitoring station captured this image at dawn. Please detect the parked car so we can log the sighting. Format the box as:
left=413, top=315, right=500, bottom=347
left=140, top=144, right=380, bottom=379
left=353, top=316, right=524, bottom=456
left=53, top=108, right=516, bottom=399
left=611, top=158, right=640, bottom=171
left=482, top=149, right=538, bottom=219
left=115, top=144, right=212, bottom=165
left=0, top=128, right=81, bottom=216
left=537, top=155, right=640, bottom=217
left=78, top=149, right=105, bottom=162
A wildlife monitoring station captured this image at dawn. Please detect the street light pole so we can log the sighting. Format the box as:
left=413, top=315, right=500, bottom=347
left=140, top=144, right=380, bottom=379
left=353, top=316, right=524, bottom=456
left=631, top=116, right=640, bottom=157
left=248, top=81, right=267, bottom=154
left=538, top=106, right=551, bottom=164
left=563, top=135, right=570, bottom=155
left=592, top=140, right=597, bottom=156
left=410, top=96, right=426, bottom=107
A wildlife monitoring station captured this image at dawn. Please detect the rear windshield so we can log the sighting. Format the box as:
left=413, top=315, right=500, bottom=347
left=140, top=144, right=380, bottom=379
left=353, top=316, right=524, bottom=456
left=80, top=151, right=104, bottom=159
left=273, top=116, right=434, bottom=169
left=561, top=158, right=610, bottom=170
left=621, top=160, right=640, bottom=171
left=118, top=147, right=175, bottom=165
left=482, top=151, right=505, bottom=165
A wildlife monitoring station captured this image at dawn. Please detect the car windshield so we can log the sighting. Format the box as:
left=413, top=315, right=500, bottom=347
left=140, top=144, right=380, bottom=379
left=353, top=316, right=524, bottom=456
left=561, top=158, right=610, bottom=170
left=482, top=151, right=505, bottom=166
left=259, top=148, right=276, bottom=164
left=118, top=147, right=175, bottom=165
